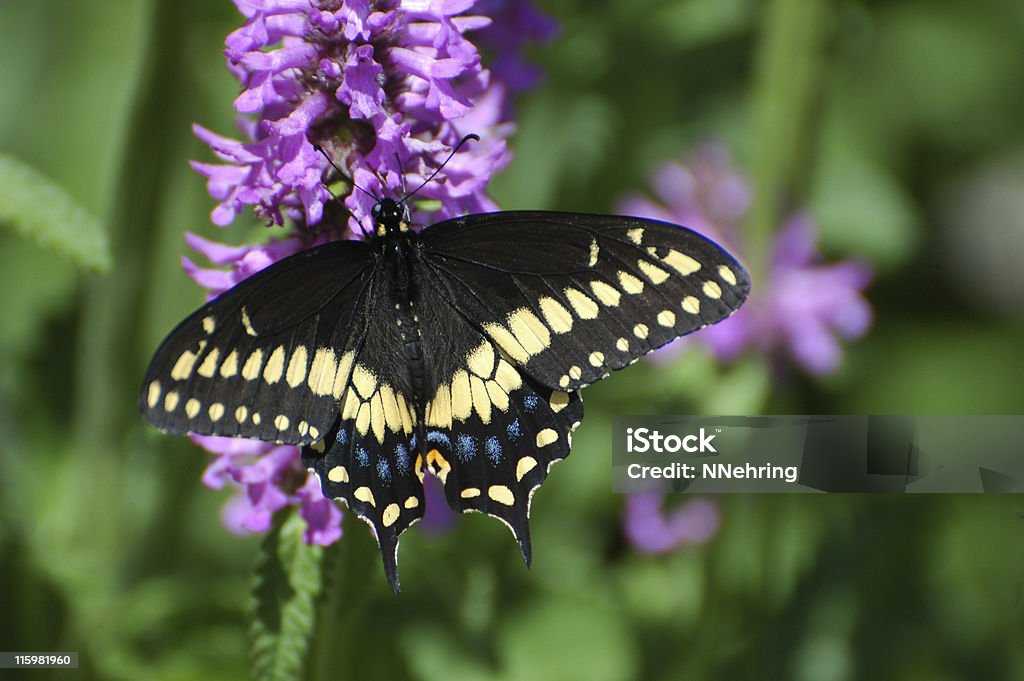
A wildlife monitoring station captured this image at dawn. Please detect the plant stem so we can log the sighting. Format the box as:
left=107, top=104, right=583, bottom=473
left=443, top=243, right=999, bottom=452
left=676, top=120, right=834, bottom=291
left=747, top=0, right=833, bottom=279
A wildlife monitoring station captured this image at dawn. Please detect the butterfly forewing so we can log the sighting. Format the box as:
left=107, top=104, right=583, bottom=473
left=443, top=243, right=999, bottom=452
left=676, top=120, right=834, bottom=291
left=139, top=240, right=375, bottom=444
left=420, top=211, right=750, bottom=391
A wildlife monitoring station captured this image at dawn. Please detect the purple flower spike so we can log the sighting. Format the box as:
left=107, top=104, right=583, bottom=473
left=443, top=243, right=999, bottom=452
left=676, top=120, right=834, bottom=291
left=618, top=145, right=873, bottom=376
left=623, top=494, right=720, bottom=554
left=187, top=0, right=558, bottom=547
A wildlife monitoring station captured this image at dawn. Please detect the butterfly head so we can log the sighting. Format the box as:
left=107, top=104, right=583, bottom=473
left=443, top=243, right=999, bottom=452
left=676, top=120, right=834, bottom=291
left=372, top=198, right=411, bottom=237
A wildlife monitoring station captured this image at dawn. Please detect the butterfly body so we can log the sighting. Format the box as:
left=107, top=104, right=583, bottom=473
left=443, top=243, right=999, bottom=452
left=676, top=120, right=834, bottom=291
left=141, top=198, right=750, bottom=591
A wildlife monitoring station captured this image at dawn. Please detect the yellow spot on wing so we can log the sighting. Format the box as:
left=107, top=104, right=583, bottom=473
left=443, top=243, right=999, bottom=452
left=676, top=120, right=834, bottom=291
left=353, top=364, right=377, bottom=400
left=589, top=280, right=621, bottom=307
left=682, top=296, right=700, bottom=314
left=185, top=398, right=200, bottom=418
left=516, top=456, right=538, bottom=481
left=332, top=351, right=355, bottom=398
left=355, top=403, right=370, bottom=435
left=251, top=412, right=262, bottom=425
left=486, top=380, right=510, bottom=412
left=703, top=280, right=723, bottom=299
left=202, top=316, right=215, bottom=334
left=209, top=403, right=225, bottom=421
left=508, top=308, right=551, bottom=354
left=618, top=271, right=644, bottom=294
left=569, top=365, right=582, bottom=380
left=483, top=323, right=530, bottom=363
left=450, top=370, right=472, bottom=421
left=718, top=265, right=738, bottom=285
left=328, top=465, right=349, bottom=483
left=274, top=414, right=290, bottom=431
left=235, top=406, right=248, bottom=423
left=460, top=487, right=481, bottom=499
left=657, top=310, right=676, bottom=327
left=633, top=323, right=649, bottom=339
left=308, top=347, right=337, bottom=396
left=550, top=391, right=569, bottom=413
left=379, top=384, right=402, bottom=433
left=564, top=288, right=599, bottom=320
left=467, top=341, right=496, bottom=378
left=354, top=486, right=375, bottom=507
left=286, top=345, right=308, bottom=387
left=241, top=348, right=264, bottom=380
left=588, top=237, right=600, bottom=266
left=638, top=259, right=670, bottom=284
left=404, top=496, right=420, bottom=509
left=370, top=392, right=385, bottom=443
left=219, top=350, right=239, bottom=378
left=493, top=360, right=522, bottom=393
left=170, top=341, right=206, bottom=380
left=616, top=337, right=629, bottom=352
left=197, top=348, right=220, bottom=377
left=488, top=485, right=515, bottom=506
left=663, top=249, right=701, bottom=275
left=539, top=297, right=573, bottom=333
left=382, top=503, right=400, bottom=527
left=263, top=346, right=286, bottom=384
left=240, top=307, right=257, bottom=336
left=469, top=375, right=492, bottom=424
left=536, top=428, right=558, bottom=447
left=147, top=380, right=161, bottom=409
left=589, top=351, right=604, bottom=367
left=627, top=227, right=644, bottom=245
left=427, top=383, right=452, bottom=428
left=164, top=390, right=179, bottom=412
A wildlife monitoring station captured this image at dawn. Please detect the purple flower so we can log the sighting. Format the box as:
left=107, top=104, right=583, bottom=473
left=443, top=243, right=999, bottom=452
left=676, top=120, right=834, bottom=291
left=623, top=494, right=720, bottom=554
left=187, top=0, right=556, bottom=546
left=618, top=145, right=873, bottom=376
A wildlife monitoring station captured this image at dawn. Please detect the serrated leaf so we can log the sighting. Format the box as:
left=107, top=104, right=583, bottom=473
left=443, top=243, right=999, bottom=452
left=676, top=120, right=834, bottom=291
left=0, top=152, right=111, bottom=272
left=250, top=510, right=325, bottom=681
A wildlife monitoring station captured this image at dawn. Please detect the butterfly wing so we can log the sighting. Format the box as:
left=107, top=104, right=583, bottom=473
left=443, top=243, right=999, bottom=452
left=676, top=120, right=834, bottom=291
left=139, top=239, right=375, bottom=444
left=419, top=211, right=750, bottom=390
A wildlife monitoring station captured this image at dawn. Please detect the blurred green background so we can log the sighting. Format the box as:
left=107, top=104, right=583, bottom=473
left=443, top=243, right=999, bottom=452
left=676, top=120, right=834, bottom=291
left=2, top=0, right=1023, bottom=679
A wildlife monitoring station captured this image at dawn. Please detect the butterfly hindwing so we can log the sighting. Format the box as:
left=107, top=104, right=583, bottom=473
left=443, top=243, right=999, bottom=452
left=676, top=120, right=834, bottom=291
left=420, top=211, right=750, bottom=391
left=140, top=240, right=374, bottom=444
left=301, top=411, right=423, bottom=593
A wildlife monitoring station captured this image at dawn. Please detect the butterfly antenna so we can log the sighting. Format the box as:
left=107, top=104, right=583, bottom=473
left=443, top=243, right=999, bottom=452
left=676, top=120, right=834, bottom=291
left=401, top=133, right=479, bottom=203
left=313, top=144, right=377, bottom=203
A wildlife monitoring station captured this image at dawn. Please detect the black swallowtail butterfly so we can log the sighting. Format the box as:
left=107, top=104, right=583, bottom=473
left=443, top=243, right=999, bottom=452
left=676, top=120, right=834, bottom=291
left=140, top=188, right=749, bottom=591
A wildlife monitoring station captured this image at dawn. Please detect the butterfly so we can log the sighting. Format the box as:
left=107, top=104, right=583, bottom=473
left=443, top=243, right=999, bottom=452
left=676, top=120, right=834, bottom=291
left=140, top=170, right=750, bottom=592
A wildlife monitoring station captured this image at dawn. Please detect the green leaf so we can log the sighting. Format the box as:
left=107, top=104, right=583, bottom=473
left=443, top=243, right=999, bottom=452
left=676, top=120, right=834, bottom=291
left=0, top=153, right=111, bottom=272
left=250, top=510, right=326, bottom=681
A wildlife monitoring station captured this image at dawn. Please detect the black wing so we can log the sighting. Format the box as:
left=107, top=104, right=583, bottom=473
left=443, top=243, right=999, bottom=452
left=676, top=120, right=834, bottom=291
left=419, top=211, right=750, bottom=390
left=139, top=240, right=375, bottom=445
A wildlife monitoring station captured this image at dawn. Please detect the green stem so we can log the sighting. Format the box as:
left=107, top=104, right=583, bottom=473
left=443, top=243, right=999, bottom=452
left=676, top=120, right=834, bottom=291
left=747, top=0, right=833, bottom=280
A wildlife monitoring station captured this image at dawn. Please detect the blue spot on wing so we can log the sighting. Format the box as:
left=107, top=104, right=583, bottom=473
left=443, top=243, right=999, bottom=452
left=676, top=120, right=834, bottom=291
left=395, top=443, right=410, bottom=474
left=456, top=434, right=477, bottom=462
left=356, top=446, right=370, bottom=467
left=336, top=428, right=348, bottom=446
left=524, top=395, right=540, bottom=412
left=427, top=430, right=451, bottom=448
left=377, top=458, right=391, bottom=482
left=507, top=418, right=522, bottom=440
left=485, top=436, right=502, bottom=464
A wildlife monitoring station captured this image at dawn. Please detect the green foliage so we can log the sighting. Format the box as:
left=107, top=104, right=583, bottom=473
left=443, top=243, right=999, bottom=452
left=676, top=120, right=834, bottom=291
left=0, top=153, right=110, bottom=272
left=2, top=0, right=1024, bottom=679
left=250, top=512, right=328, bottom=681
